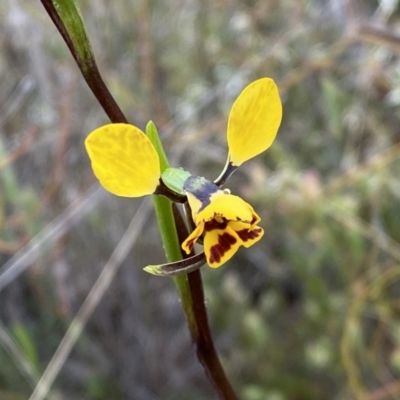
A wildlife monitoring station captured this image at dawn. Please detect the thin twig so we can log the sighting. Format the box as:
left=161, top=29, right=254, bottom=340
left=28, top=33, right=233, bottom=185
left=0, top=185, right=102, bottom=292
left=355, top=25, right=400, bottom=54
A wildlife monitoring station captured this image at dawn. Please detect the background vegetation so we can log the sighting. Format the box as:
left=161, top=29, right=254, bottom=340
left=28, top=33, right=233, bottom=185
left=1, top=0, right=400, bottom=399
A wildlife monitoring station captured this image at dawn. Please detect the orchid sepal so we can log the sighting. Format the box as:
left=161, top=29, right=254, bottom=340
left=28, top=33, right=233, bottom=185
left=144, top=252, right=206, bottom=276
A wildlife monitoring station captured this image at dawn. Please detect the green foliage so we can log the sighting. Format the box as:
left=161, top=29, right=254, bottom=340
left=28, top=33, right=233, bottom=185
left=46, top=0, right=95, bottom=73
left=11, top=323, right=40, bottom=374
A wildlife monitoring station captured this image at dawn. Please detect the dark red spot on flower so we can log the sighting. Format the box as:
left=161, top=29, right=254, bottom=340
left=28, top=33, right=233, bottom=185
left=236, top=227, right=262, bottom=242
left=204, top=219, right=228, bottom=232
left=250, top=215, right=258, bottom=225
left=209, top=233, right=237, bottom=264
left=185, top=238, right=195, bottom=252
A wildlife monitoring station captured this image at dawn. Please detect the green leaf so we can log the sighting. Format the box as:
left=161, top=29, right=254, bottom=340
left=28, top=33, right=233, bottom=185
left=146, top=121, right=197, bottom=329
left=43, top=0, right=94, bottom=73
left=11, top=322, right=40, bottom=374
left=41, top=0, right=127, bottom=122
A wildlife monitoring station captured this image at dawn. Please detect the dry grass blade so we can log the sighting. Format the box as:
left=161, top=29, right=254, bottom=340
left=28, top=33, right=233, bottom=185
left=0, top=185, right=103, bottom=292
left=28, top=198, right=152, bottom=400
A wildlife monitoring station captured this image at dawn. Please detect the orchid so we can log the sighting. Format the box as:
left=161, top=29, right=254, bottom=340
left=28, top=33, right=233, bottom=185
left=85, top=78, right=282, bottom=273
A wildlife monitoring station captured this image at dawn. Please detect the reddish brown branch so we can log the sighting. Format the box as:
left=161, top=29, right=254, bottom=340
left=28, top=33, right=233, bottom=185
left=172, top=205, right=238, bottom=400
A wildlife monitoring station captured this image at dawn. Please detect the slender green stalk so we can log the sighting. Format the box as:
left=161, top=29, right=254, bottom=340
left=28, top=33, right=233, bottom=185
left=146, top=122, right=198, bottom=334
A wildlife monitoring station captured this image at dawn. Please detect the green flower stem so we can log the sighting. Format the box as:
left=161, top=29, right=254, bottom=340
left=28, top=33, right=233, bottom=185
left=147, top=122, right=238, bottom=400
left=153, top=194, right=198, bottom=327
left=40, top=0, right=127, bottom=123
left=146, top=122, right=198, bottom=334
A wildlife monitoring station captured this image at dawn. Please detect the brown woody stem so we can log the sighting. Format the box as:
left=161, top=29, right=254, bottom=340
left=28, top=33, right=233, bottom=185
left=172, top=205, right=238, bottom=400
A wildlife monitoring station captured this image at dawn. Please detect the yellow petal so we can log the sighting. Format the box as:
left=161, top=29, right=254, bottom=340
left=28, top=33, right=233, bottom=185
left=204, top=224, right=242, bottom=268
left=228, top=221, right=264, bottom=248
left=227, top=78, right=282, bottom=166
left=194, top=193, right=255, bottom=226
left=85, top=123, right=160, bottom=197
left=182, top=221, right=205, bottom=254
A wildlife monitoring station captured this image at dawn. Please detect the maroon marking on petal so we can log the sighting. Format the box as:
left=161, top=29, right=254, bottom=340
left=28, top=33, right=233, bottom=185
left=236, top=227, right=262, bottom=242
left=185, top=238, right=196, bottom=251
left=250, top=215, right=259, bottom=225
left=204, top=219, right=228, bottom=232
left=209, top=232, right=237, bottom=264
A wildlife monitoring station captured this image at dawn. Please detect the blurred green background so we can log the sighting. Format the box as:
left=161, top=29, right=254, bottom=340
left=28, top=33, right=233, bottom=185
left=1, top=0, right=400, bottom=399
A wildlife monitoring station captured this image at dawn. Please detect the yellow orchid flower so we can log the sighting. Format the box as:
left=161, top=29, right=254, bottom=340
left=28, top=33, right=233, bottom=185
left=182, top=176, right=264, bottom=268
left=85, top=78, right=282, bottom=270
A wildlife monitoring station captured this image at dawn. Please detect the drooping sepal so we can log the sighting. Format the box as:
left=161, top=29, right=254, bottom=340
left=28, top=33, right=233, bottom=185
left=143, top=252, right=206, bottom=276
